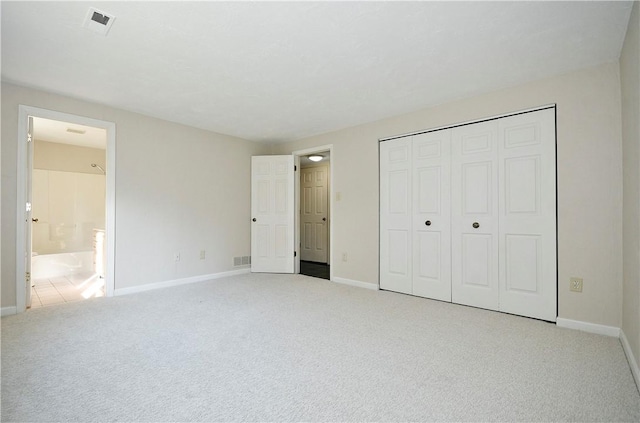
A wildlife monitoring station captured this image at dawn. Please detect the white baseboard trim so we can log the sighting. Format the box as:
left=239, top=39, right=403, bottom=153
left=332, top=277, right=379, bottom=290
left=620, top=329, right=640, bottom=390
left=1, top=306, right=17, bottom=317
left=556, top=317, right=621, bottom=337
left=114, top=268, right=251, bottom=296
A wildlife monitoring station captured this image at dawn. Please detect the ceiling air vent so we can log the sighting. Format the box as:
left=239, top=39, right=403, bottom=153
left=82, top=7, right=115, bottom=36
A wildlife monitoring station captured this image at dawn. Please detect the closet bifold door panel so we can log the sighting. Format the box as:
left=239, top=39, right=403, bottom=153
left=412, top=131, right=452, bottom=302
left=379, top=106, right=557, bottom=322
left=380, top=138, right=412, bottom=294
left=497, top=108, right=556, bottom=321
left=451, top=120, right=500, bottom=311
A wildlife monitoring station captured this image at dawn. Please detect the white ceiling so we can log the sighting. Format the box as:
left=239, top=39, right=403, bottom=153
left=1, top=1, right=633, bottom=144
left=33, top=117, right=107, bottom=150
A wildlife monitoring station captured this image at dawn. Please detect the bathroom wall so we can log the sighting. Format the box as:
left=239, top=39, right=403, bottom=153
left=34, top=140, right=106, bottom=174
left=32, top=141, right=106, bottom=255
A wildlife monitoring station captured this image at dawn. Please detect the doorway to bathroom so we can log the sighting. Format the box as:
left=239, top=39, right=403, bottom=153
left=29, top=117, right=107, bottom=308
left=16, top=106, right=116, bottom=313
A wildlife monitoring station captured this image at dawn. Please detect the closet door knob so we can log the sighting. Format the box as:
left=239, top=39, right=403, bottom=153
left=323, top=217, right=327, bottom=221
left=472, top=222, right=480, bottom=228
left=425, top=220, right=431, bottom=226
left=252, top=218, right=257, bottom=222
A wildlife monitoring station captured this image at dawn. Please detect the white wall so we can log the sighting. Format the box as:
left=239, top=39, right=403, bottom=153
left=1, top=82, right=269, bottom=308
left=621, top=1, right=640, bottom=372
left=273, top=63, right=624, bottom=328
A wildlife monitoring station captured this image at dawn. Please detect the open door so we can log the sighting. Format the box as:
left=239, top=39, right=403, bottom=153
left=251, top=155, right=295, bottom=273
left=25, top=117, right=34, bottom=308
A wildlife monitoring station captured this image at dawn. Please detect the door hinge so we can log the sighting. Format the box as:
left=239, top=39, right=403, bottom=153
left=294, top=165, right=297, bottom=171
left=27, top=133, right=32, bottom=143
left=25, top=271, right=31, bottom=283
left=294, top=251, right=297, bottom=257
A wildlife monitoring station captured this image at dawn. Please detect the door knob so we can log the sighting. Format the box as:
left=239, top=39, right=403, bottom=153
left=322, top=217, right=327, bottom=221
left=252, top=218, right=257, bottom=222
left=32, top=218, right=39, bottom=223
left=472, top=222, right=479, bottom=228
left=425, top=220, right=431, bottom=226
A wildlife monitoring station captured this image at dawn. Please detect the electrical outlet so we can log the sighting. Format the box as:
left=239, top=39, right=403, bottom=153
left=200, top=250, right=206, bottom=260
left=342, top=253, right=348, bottom=262
left=570, top=277, right=583, bottom=292
left=174, top=253, right=180, bottom=262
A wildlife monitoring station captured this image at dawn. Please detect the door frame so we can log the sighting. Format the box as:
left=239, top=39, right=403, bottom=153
left=292, top=145, right=333, bottom=281
left=16, top=105, right=116, bottom=312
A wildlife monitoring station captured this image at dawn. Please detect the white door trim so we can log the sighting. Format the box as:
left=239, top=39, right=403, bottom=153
left=16, top=105, right=116, bottom=312
left=292, top=144, right=333, bottom=282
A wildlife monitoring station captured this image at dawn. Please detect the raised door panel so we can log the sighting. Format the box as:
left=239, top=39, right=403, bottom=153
left=380, top=138, right=412, bottom=294
left=412, top=131, right=451, bottom=301
left=451, top=121, right=499, bottom=311
left=498, top=108, right=556, bottom=321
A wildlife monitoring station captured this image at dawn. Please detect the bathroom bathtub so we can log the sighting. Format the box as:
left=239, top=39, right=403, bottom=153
left=31, top=251, right=94, bottom=280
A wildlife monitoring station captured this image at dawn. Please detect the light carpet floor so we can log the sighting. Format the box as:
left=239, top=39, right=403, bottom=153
left=2, top=273, right=639, bottom=422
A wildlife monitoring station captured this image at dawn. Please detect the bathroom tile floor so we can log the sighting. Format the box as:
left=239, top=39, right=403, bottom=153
left=30, top=271, right=105, bottom=309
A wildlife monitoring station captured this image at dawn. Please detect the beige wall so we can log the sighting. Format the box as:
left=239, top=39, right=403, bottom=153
left=1, top=82, right=269, bottom=308
left=621, top=1, right=640, bottom=372
left=273, top=62, right=624, bottom=328
left=34, top=140, right=106, bottom=174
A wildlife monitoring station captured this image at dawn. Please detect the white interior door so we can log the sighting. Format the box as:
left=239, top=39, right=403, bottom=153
left=380, top=138, right=412, bottom=294
left=412, top=131, right=452, bottom=302
left=451, top=121, right=499, bottom=311
left=251, top=155, right=295, bottom=273
left=498, top=108, right=557, bottom=321
left=300, top=165, right=328, bottom=263
left=25, top=117, right=34, bottom=308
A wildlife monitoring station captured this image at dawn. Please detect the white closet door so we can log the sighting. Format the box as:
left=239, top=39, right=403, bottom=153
left=380, top=138, right=412, bottom=294
left=451, top=121, right=499, bottom=311
left=412, top=131, right=451, bottom=301
left=498, top=108, right=557, bottom=321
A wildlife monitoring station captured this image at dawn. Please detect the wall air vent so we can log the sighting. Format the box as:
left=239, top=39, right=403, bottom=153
left=66, top=128, right=86, bottom=135
left=82, top=7, right=115, bottom=36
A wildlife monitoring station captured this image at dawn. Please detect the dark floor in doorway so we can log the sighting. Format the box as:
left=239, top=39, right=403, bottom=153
left=300, top=261, right=330, bottom=280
